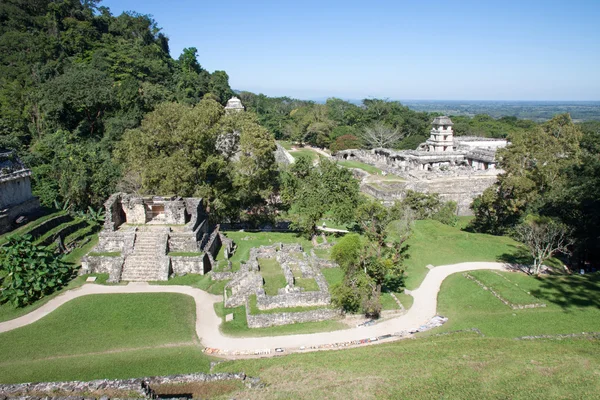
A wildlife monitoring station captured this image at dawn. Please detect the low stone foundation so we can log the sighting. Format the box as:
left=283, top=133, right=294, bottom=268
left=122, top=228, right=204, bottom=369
left=0, top=372, right=262, bottom=399
left=246, top=306, right=340, bottom=328
left=170, top=255, right=208, bottom=275
left=81, top=255, right=125, bottom=282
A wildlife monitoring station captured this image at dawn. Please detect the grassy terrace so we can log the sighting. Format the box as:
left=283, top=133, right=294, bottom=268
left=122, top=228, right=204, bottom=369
left=0, top=210, right=67, bottom=245
left=258, top=258, right=287, bottom=296
left=289, top=148, right=319, bottom=162
left=276, top=140, right=293, bottom=150
left=337, top=159, right=382, bottom=174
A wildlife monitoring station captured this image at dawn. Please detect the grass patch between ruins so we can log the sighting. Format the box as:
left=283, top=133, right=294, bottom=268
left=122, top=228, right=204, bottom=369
left=221, top=231, right=315, bottom=273
left=294, top=277, right=319, bottom=291
left=337, top=159, right=383, bottom=174
left=289, top=148, right=319, bottom=162
left=258, top=258, right=287, bottom=295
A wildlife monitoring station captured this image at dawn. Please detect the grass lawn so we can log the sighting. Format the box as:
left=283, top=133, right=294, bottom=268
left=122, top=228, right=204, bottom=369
left=0, top=272, right=110, bottom=323
left=211, top=271, right=600, bottom=399
left=289, top=148, right=318, bottom=162
left=0, top=293, right=213, bottom=384
left=258, top=258, right=286, bottom=295
left=313, top=247, right=331, bottom=260
left=295, top=277, right=319, bottom=291
left=277, top=140, right=294, bottom=150
left=214, top=333, right=600, bottom=399
left=434, top=271, right=600, bottom=338
left=396, top=219, right=524, bottom=290
left=468, top=270, right=541, bottom=305
left=337, top=160, right=382, bottom=174
left=214, top=303, right=347, bottom=337
left=395, top=292, right=414, bottom=310
left=322, top=267, right=344, bottom=287
left=380, top=292, right=400, bottom=310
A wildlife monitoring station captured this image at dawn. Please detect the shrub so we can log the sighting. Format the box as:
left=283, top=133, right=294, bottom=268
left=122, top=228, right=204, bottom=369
left=0, top=235, right=73, bottom=307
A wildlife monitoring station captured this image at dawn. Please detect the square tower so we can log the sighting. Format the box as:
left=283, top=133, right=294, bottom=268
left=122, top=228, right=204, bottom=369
left=426, top=116, right=454, bottom=152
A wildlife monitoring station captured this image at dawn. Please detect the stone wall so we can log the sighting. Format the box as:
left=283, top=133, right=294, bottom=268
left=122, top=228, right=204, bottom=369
left=255, top=289, right=330, bottom=310
left=163, top=199, right=186, bottom=224
left=0, top=172, right=35, bottom=209
left=0, top=197, right=41, bottom=235
left=168, top=232, right=200, bottom=252
left=103, top=193, right=126, bottom=231
left=361, top=174, right=498, bottom=216
left=204, top=225, right=222, bottom=258
left=0, top=372, right=260, bottom=398
left=94, top=228, right=136, bottom=254
left=122, top=197, right=146, bottom=224
left=246, top=305, right=339, bottom=328
left=81, top=255, right=125, bottom=282
left=170, top=255, right=207, bottom=275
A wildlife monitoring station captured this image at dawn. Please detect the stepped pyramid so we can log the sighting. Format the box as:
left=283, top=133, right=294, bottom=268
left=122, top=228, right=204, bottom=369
left=120, top=228, right=170, bottom=281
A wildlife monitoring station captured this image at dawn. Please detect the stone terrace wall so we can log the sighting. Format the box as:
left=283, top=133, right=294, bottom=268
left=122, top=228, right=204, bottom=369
left=170, top=255, right=206, bottom=275
left=362, top=174, right=497, bottom=216
left=246, top=304, right=339, bottom=328
left=0, top=372, right=260, bottom=398
left=81, top=256, right=124, bottom=282
left=94, top=228, right=136, bottom=254
left=168, top=232, right=200, bottom=252
left=255, top=289, right=330, bottom=310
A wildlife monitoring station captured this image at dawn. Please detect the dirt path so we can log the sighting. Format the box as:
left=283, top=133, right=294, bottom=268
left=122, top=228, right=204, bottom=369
left=0, top=262, right=508, bottom=356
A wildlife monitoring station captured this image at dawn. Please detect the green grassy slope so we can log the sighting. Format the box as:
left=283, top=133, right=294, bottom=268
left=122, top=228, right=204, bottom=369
left=398, top=219, right=523, bottom=289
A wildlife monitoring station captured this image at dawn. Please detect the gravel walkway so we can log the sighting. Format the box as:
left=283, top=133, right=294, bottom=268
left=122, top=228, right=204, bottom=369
left=0, top=262, right=508, bottom=355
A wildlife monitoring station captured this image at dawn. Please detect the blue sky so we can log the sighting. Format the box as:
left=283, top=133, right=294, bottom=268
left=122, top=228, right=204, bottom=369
left=100, top=0, right=600, bottom=101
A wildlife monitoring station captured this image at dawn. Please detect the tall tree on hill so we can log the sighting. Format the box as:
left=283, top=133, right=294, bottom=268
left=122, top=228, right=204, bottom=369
left=283, top=158, right=360, bottom=238
left=470, top=113, right=582, bottom=234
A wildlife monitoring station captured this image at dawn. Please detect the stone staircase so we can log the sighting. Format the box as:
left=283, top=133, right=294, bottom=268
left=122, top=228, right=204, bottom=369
left=120, top=229, right=170, bottom=282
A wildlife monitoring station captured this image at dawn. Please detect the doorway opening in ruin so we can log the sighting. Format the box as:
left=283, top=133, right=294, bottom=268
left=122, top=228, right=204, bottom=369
left=145, top=199, right=166, bottom=224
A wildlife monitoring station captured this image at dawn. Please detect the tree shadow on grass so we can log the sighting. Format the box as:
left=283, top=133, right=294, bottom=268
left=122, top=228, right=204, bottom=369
left=497, top=245, right=532, bottom=271
left=530, top=273, right=600, bottom=310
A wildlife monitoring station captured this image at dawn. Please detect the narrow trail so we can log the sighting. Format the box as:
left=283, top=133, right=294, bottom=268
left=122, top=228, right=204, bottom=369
left=0, top=262, right=509, bottom=357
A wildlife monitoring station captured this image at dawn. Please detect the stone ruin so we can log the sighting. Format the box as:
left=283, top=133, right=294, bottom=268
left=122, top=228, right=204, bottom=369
left=214, top=243, right=339, bottom=328
left=334, top=116, right=508, bottom=215
left=82, top=193, right=222, bottom=282
left=0, top=150, right=41, bottom=234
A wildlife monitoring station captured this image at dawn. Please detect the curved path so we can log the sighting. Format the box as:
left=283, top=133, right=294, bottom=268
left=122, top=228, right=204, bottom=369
left=0, top=262, right=508, bottom=354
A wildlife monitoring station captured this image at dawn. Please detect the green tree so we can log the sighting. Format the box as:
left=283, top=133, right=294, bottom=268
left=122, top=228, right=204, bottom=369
left=287, top=159, right=360, bottom=237
left=471, top=114, right=582, bottom=234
